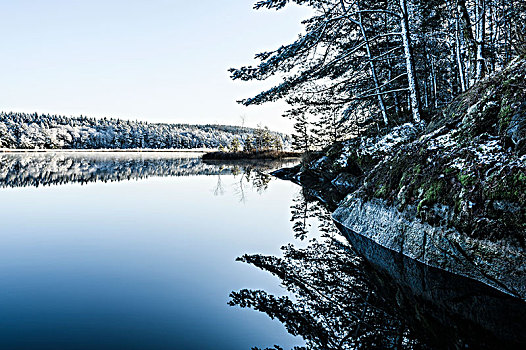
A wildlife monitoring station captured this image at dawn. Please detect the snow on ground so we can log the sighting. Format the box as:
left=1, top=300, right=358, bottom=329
left=361, top=123, right=417, bottom=157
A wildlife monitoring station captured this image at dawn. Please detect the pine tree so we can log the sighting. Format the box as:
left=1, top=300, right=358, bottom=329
left=231, top=0, right=524, bottom=146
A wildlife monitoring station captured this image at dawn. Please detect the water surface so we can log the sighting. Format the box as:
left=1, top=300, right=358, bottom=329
left=1, top=152, right=524, bottom=349
left=0, top=152, right=303, bottom=349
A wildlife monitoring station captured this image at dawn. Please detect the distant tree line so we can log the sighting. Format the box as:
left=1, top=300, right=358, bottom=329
left=0, top=111, right=291, bottom=150
left=231, top=125, right=284, bottom=152
left=231, top=0, right=526, bottom=150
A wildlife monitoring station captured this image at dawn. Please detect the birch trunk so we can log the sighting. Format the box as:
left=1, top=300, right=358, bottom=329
left=456, top=15, right=467, bottom=92
left=475, top=0, right=486, bottom=80
left=399, top=0, right=421, bottom=124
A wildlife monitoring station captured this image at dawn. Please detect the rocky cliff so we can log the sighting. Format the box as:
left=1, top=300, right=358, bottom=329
left=275, top=57, right=526, bottom=300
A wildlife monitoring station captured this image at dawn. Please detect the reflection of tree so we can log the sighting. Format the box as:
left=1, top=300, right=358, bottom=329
left=230, top=237, right=421, bottom=350
left=213, top=173, right=225, bottom=196
left=230, top=192, right=424, bottom=350
left=231, top=187, right=526, bottom=349
left=251, top=171, right=272, bottom=194
left=0, top=154, right=228, bottom=189
left=233, top=170, right=247, bottom=204
left=0, top=154, right=298, bottom=190
left=231, top=167, right=276, bottom=202
left=289, top=192, right=312, bottom=240
left=289, top=189, right=338, bottom=240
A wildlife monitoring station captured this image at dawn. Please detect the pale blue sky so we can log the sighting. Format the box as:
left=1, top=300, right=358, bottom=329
left=0, top=0, right=310, bottom=132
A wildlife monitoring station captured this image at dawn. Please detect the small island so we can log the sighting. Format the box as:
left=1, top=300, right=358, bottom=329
left=202, top=125, right=301, bottom=160
left=202, top=150, right=301, bottom=160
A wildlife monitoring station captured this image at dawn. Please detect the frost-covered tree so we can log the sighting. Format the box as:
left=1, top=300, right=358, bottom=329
left=230, top=0, right=426, bottom=131
left=0, top=111, right=291, bottom=150
left=229, top=138, right=241, bottom=152
left=231, top=0, right=525, bottom=149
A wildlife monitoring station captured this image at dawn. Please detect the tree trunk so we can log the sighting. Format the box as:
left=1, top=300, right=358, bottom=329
left=457, top=0, right=477, bottom=86
left=431, top=55, right=438, bottom=108
left=475, top=0, right=486, bottom=80
left=399, top=0, right=422, bottom=124
left=455, top=14, right=467, bottom=92
left=356, top=4, right=389, bottom=126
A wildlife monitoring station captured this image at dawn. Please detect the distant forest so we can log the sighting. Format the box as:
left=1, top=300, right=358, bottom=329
left=0, top=111, right=291, bottom=150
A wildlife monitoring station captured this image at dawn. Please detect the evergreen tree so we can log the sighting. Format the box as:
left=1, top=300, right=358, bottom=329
left=231, top=0, right=525, bottom=147
left=0, top=111, right=291, bottom=151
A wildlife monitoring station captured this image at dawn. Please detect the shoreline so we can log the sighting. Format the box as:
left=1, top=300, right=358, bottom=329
left=202, top=150, right=301, bottom=161
left=0, top=148, right=213, bottom=153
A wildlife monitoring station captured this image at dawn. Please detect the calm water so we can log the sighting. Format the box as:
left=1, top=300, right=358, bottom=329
left=0, top=152, right=305, bottom=349
left=0, top=152, right=524, bottom=349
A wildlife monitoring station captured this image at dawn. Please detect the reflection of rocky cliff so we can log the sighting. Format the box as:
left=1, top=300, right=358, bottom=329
left=0, top=153, right=296, bottom=189
left=232, top=189, right=526, bottom=350
left=336, top=221, right=526, bottom=349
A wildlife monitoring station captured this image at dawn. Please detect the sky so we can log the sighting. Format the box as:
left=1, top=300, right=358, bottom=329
left=0, top=0, right=311, bottom=133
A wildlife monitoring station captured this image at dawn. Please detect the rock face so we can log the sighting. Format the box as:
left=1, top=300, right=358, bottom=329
left=506, top=101, right=526, bottom=154
left=277, top=57, right=526, bottom=300
left=333, top=219, right=526, bottom=349
left=333, top=196, right=525, bottom=298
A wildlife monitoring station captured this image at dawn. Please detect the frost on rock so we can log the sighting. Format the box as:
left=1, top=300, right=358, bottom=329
left=466, top=102, right=480, bottom=116
left=447, top=158, right=466, bottom=170
left=473, top=139, right=505, bottom=165
left=361, top=123, right=417, bottom=157
left=427, top=130, right=458, bottom=151
left=311, top=156, right=329, bottom=170
left=333, top=123, right=418, bottom=168
left=335, top=142, right=353, bottom=168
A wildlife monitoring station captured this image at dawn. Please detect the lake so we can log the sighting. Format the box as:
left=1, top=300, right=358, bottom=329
left=0, top=152, right=524, bottom=349
left=0, top=152, right=306, bottom=349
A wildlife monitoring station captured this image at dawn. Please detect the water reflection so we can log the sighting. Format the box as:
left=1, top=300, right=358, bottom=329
left=3, top=153, right=524, bottom=349
left=0, top=153, right=303, bottom=350
left=0, top=152, right=295, bottom=190
left=231, top=188, right=526, bottom=349
left=229, top=168, right=273, bottom=203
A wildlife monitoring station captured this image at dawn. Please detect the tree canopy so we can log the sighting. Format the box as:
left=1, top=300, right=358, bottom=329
left=231, top=0, right=526, bottom=149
